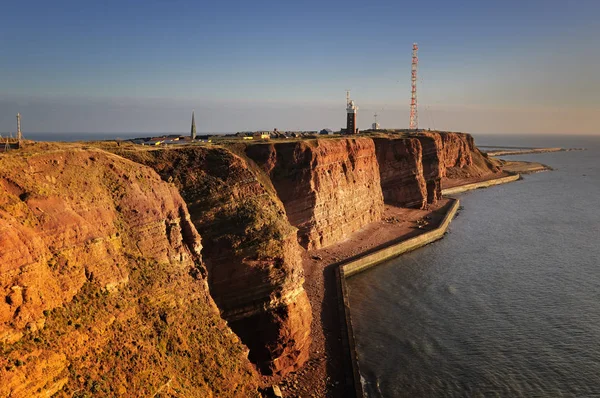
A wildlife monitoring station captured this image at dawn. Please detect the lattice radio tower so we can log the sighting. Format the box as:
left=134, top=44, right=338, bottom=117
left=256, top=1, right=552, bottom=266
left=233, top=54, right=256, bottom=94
left=409, top=43, right=419, bottom=130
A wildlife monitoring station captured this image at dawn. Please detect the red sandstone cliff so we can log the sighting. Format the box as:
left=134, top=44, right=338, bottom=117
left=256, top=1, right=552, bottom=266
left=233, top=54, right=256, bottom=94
left=115, top=146, right=312, bottom=376
left=440, top=133, right=502, bottom=181
left=372, top=137, right=428, bottom=209
left=0, top=147, right=259, bottom=397
left=0, top=131, right=500, bottom=395
left=411, top=131, right=501, bottom=204
left=246, top=138, right=384, bottom=250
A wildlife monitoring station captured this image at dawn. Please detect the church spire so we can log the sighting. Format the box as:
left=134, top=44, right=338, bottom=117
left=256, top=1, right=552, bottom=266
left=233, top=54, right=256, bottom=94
left=190, top=111, right=197, bottom=140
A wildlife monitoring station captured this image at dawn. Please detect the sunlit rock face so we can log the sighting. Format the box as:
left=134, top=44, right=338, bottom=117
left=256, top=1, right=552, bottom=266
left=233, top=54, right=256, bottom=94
left=373, top=136, right=428, bottom=209
left=117, top=146, right=312, bottom=376
left=0, top=148, right=260, bottom=397
left=247, top=138, right=384, bottom=250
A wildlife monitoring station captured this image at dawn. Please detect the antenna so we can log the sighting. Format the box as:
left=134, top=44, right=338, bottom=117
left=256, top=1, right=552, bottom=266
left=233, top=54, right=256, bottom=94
left=374, top=113, right=378, bottom=124
left=346, top=89, right=351, bottom=106
left=409, top=43, right=419, bottom=130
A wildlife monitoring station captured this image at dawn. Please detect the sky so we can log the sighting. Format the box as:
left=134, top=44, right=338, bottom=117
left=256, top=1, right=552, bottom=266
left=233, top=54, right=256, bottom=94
left=0, top=0, right=598, bottom=135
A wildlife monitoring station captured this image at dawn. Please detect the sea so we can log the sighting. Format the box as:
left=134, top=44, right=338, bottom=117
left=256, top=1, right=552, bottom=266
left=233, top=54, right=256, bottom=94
left=348, top=134, right=600, bottom=397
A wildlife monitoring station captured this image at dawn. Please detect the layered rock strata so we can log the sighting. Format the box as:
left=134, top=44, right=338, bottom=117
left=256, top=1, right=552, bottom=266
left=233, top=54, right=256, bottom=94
left=246, top=138, right=384, bottom=250
left=0, top=131, right=501, bottom=395
left=440, top=133, right=501, bottom=180
left=410, top=131, right=500, bottom=204
left=117, top=146, right=311, bottom=376
left=412, top=132, right=444, bottom=205
left=373, top=137, right=428, bottom=208
left=0, top=148, right=259, bottom=397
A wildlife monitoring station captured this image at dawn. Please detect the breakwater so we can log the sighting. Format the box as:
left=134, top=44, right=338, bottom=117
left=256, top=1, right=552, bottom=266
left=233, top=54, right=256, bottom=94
left=484, top=148, right=563, bottom=156
left=441, top=174, right=520, bottom=196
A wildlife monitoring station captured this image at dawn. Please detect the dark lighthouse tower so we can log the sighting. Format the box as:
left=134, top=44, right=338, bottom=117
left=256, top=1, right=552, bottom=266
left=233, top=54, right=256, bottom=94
left=345, top=91, right=358, bottom=134
left=190, top=111, right=197, bottom=140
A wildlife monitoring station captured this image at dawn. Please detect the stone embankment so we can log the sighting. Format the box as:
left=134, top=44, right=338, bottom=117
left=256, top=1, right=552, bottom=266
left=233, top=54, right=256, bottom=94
left=441, top=174, right=521, bottom=196
left=483, top=147, right=564, bottom=156
left=340, top=199, right=460, bottom=277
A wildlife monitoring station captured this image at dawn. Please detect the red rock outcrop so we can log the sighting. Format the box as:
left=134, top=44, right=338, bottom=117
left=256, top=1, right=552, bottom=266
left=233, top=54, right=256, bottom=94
left=440, top=133, right=502, bottom=180
left=0, top=131, right=502, bottom=396
left=115, top=146, right=311, bottom=376
left=373, top=137, right=428, bottom=208
left=0, top=147, right=259, bottom=397
left=411, top=131, right=501, bottom=204
left=246, top=138, right=384, bottom=250
left=412, top=133, right=444, bottom=204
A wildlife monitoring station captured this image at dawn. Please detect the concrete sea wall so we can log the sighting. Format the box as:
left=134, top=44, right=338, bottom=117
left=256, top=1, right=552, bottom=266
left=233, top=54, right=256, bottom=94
left=441, top=174, right=520, bottom=196
left=342, top=199, right=460, bottom=277
left=337, top=199, right=460, bottom=397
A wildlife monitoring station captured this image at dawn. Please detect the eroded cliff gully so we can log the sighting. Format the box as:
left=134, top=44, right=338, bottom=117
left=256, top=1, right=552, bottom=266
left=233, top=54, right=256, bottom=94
left=115, top=146, right=312, bottom=376
left=0, top=148, right=259, bottom=397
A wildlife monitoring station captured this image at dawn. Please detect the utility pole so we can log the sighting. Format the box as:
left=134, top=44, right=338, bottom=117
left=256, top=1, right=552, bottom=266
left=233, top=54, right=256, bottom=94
left=16, top=113, right=22, bottom=142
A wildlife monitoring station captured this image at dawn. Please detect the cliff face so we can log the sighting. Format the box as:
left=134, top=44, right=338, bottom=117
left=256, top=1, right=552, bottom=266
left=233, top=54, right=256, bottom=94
left=373, top=137, right=428, bottom=209
left=0, top=148, right=259, bottom=397
left=410, top=131, right=501, bottom=204
left=116, top=146, right=311, bottom=376
left=246, top=138, right=384, bottom=250
left=441, top=133, right=502, bottom=180
left=0, top=131, right=500, bottom=394
left=412, top=133, right=444, bottom=204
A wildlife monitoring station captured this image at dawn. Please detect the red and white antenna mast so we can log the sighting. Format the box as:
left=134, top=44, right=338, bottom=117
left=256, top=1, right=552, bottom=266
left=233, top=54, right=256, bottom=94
left=409, top=43, right=419, bottom=130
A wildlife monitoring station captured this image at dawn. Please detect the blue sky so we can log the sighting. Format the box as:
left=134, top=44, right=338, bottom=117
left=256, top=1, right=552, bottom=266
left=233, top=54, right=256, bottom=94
left=0, top=0, right=598, bottom=134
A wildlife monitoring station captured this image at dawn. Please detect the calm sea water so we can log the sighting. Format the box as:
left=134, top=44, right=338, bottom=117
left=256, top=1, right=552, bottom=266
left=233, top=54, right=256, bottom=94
left=348, top=134, right=600, bottom=397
